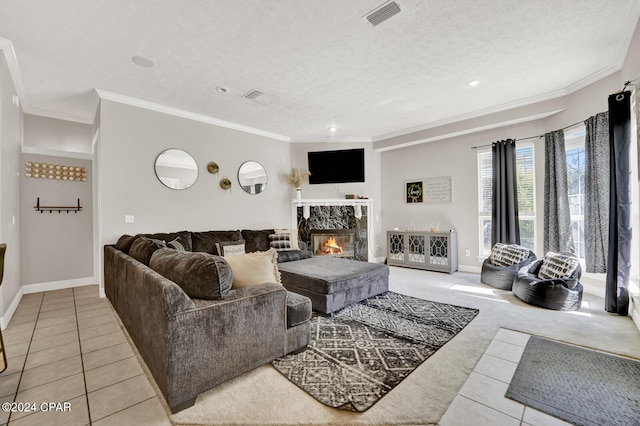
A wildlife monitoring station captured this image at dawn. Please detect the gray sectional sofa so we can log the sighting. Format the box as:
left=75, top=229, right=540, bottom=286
left=104, top=229, right=313, bottom=413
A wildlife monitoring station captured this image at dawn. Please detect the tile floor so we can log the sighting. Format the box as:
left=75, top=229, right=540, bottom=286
left=0, top=285, right=576, bottom=426
left=0, top=285, right=171, bottom=425
left=440, top=328, right=571, bottom=426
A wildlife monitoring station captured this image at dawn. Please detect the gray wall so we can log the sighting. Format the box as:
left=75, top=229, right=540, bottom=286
left=24, top=114, right=93, bottom=154
left=20, top=154, right=93, bottom=285
left=98, top=100, right=293, bottom=248
left=0, top=52, right=23, bottom=319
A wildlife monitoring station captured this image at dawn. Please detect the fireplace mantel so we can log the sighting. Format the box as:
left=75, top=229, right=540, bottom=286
left=291, top=198, right=374, bottom=261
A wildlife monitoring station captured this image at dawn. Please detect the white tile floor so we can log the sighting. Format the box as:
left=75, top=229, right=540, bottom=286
left=440, top=328, right=572, bottom=426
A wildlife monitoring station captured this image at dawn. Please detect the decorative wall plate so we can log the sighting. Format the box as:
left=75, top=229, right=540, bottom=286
left=219, top=177, right=232, bottom=190
left=207, top=161, right=219, bottom=174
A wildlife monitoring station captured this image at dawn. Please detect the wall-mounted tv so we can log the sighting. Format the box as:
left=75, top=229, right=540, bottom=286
left=308, top=148, right=365, bottom=184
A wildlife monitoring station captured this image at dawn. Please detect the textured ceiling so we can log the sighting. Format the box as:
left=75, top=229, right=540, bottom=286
left=1, top=0, right=639, bottom=142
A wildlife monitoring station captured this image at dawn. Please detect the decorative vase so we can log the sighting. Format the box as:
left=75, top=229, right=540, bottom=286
left=296, top=188, right=302, bottom=200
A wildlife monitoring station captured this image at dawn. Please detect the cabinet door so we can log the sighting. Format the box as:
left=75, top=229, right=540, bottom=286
left=407, top=233, right=427, bottom=266
left=428, top=234, right=450, bottom=270
left=388, top=232, right=405, bottom=263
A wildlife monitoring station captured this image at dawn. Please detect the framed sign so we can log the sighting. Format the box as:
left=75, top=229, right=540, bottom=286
left=424, top=176, right=452, bottom=203
left=405, top=181, right=423, bottom=203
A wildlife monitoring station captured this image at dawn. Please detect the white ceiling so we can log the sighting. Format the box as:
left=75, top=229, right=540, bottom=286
left=1, top=0, right=639, bottom=142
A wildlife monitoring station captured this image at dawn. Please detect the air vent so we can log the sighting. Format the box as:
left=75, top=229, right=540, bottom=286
left=364, top=1, right=401, bottom=26
left=242, top=89, right=263, bottom=100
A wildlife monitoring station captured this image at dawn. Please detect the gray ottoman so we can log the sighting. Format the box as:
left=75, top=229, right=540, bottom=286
left=278, top=256, right=389, bottom=314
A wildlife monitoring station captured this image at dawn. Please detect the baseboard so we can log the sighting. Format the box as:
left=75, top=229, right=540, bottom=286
left=458, top=264, right=482, bottom=274
left=1, top=277, right=98, bottom=330
left=631, top=295, right=640, bottom=333
left=1, top=286, right=25, bottom=330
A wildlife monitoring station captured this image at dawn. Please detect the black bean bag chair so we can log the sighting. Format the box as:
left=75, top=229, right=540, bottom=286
left=481, top=245, right=537, bottom=290
left=512, top=255, right=583, bottom=311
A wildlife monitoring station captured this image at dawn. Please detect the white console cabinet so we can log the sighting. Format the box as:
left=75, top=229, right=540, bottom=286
left=386, top=230, right=457, bottom=273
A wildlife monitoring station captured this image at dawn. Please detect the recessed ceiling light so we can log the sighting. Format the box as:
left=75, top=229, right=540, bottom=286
left=216, top=87, right=229, bottom=93
left=466, top=79, right=480, bottom=87
left=131, top=55, right=154, bottom=68
left=328, top=126, right=337, bottom=132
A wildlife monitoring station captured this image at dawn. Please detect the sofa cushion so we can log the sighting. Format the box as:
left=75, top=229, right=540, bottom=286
left=216, top=240, right=246, bottom=256
left=490, top=243, right=530, bottom=267
left=538, top=252, right=580, bottom=280
left=286, top=291, right=312, bottom=328
left=224, top=248, right=281, bottom=289
left=192, top=230, right=242, bottom=254
left=241, top=229, right=274, bottom=253
left=144, top=231, right=193, bottom=252
left=129, top=237, right=166, bottom=266
left=149, top=248, right=232, bottom=300
left=115, top=234, right=137, bottom=254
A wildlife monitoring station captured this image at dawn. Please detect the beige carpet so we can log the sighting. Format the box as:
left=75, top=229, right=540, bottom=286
left=162, top=266, right=640, bottom=426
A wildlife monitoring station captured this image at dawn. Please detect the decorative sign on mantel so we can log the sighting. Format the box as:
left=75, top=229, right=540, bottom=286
left=405, top=176, right=452, bottom=204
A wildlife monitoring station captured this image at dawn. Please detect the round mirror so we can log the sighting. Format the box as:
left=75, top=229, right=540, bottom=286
left=154, top=149, right=198, bottom=190
left=238, top=161, right=267, bottom=194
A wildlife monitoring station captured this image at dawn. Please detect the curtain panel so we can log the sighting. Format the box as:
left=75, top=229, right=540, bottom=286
left=491, top=139, right=520, bottom=246
left=584, top=112, right=609, bottom=273
left=605, top=91, right=631, bottom=316
left=543, top=130, right=575, bottom=254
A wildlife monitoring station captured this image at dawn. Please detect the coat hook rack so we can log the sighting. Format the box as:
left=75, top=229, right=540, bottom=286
left=34, top=197, right=82, bottom=214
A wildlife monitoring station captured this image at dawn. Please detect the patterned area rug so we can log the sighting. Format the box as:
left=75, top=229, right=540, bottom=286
left=272, top=292, right=479, bottom=411
left=506, top=336, right=640, bottom=426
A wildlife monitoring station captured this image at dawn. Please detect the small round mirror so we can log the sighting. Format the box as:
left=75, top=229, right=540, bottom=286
left=238, top=161, right=267, bottom=194
left=154, top=149, right=198, bottom=190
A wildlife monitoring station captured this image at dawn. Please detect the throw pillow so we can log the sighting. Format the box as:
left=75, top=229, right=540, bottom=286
left=241, top=229, right=275, bottom=252
left=216, top=240, right=246, bottom=256
left=490, top=243, right=530, bottom=267
left=115, top=234, right=137, bottom=254
left=538, top=252, right=580, bottom=280
left=274, top=228, right=300, bottom=250
left=166, top=236, right=187, bottom=251
left=150, top=249, right=232, bottom=300
left=129, top=237, right=166, bottom=266
left=224, top=248, right=282, bottom=289
left=269, top=233, right=292, bottom=251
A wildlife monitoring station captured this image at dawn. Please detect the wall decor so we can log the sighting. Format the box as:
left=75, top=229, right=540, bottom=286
left=25, top=162, right=87, bottom=182
left=207, top=161, right=219, bottom=174
left=238, top=161, right=267, bottom=195
left=424, top=176, right=452, bottom=203
left=34, top=197, right=82, bottom=214
left=405, top=181, right=423, bottom=203
left=219, top=177, right=232, bottom=190
left=154, top=149, right=198, bottom=190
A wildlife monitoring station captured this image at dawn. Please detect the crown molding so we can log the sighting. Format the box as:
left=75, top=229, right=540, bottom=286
left=289, top=136, right=373, bottom=143
left=22, top=145, right=94, bottom=160
left=373, top=64, right=620, bottom=142
left=373, top=109, right=565, bottom=152
left=0, top=38, right=25, bottom=100
left=95, top=90, right=291, bottom=142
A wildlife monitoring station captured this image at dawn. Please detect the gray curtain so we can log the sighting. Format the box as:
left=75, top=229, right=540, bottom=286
left=584, top=112, right=609, bottom=273
left=544, top=130, right=575, bottom=254
left=491, top=139, right=520, bottom=246
left=605, top=91, right=631, bottom=316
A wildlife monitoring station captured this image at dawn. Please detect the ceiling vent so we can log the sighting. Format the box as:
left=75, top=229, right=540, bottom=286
left=365, top=1, right=401, bottom=26
left=242, top=89, right=263, bottom=100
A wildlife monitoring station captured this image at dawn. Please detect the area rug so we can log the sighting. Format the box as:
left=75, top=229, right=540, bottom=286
left=272, top=291, right=479, bottom=411
left=505, top=336, right=640, bottom=426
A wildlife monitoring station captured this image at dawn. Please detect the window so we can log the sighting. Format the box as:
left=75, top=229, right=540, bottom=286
left=565, top=125, right=586, bottom=260
left=478, top=143, right=536, bottom=255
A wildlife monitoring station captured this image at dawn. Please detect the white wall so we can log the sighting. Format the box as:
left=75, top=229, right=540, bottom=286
left=0, top=52, right=23, bottom=322
left=98, top=100, right=293, bottom=250
left=23, top=114, right=93, bottom=154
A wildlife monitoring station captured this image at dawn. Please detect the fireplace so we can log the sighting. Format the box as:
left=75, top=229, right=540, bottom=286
left=311, top=229, right=356, bottom=258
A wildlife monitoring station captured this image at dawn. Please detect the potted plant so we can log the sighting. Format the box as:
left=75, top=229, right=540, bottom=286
left=284, top=168, right=311, bottom=200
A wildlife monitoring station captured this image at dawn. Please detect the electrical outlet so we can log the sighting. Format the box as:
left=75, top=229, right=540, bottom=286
left=465, top=248, right=471, bottom=257
left=125, top=215, right=135, bottom=223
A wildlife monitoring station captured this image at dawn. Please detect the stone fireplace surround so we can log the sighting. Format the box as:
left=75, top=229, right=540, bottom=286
left=291, top=199, right=372, bottom=262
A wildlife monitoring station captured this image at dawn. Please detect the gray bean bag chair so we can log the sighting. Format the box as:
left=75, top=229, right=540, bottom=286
left=512, top=253, right=583, bottom=311
left=481, top=244, right=536, bottom=290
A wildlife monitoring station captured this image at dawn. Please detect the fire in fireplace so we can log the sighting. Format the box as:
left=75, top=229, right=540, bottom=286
left=311, top=229, right=356, bottom=258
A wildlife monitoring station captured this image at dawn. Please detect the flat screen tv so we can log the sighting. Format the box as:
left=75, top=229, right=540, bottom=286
left=308, top=148, right=365, bottom=184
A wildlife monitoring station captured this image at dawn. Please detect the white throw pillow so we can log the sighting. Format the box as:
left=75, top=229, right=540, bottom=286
left=216, top=240, right=246, bottom=257
left=224, top=248, right=282, bottom=288
left=538, top=252, right=579, bottom=280
left=490, top=243, right=529, bottom=267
